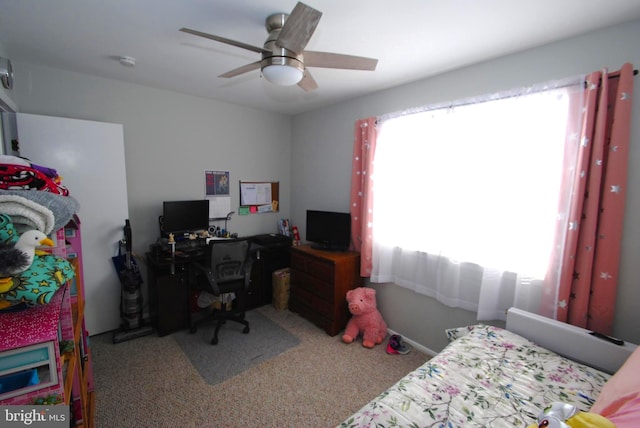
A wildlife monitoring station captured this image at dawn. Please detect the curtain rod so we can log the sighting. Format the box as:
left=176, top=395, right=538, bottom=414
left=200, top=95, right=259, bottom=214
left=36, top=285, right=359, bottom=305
left=378, top=68, right=637, bottom=124
left=378, top=75, right=583, bottom=123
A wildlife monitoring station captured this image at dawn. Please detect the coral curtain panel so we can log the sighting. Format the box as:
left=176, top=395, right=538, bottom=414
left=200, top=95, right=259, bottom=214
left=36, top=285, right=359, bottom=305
left=553, top=63, right=634, bottom=334
left=350, top=117, right=377, bottom=276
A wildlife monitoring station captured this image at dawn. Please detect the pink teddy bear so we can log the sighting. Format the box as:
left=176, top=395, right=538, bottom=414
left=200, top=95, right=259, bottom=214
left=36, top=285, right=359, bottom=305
left=342, top=287, right=387, bottom=348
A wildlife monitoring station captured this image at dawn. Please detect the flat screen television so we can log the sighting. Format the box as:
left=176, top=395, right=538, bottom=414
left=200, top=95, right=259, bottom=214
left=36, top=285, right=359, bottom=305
left=306, top=210, right=351, bottom=251
left=162, top=200, right=209, bottom=236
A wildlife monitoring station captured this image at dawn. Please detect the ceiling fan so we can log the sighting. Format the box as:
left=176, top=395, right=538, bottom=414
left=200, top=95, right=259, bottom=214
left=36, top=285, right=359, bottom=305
left=179, top=1, right=378, bottom=91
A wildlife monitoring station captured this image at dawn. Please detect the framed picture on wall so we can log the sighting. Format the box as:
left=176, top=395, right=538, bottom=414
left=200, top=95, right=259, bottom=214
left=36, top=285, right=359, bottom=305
left=205, top=170, right=230, bottom=196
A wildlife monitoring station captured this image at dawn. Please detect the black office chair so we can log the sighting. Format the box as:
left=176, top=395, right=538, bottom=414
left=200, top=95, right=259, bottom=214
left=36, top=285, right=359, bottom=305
left=188, top=238, right=253, bottom=345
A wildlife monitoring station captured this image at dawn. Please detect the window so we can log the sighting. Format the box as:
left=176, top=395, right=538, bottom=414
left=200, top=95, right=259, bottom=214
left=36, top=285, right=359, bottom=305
left=370, top=80, right=583, bottom=319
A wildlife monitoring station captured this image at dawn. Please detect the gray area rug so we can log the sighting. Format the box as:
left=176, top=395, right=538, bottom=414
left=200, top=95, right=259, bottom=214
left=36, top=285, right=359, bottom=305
left=173, top=310, right=300, bottom=385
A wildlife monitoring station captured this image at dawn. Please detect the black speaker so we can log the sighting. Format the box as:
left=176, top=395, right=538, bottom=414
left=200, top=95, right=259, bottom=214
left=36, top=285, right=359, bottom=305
left=158, top=215, right=164, bottom=235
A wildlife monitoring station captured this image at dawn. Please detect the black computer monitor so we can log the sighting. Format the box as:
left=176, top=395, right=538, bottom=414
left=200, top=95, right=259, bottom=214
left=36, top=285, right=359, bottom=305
left=162, top=200, right=209, bottom=236
left=306, top=209, right=351, bottom=251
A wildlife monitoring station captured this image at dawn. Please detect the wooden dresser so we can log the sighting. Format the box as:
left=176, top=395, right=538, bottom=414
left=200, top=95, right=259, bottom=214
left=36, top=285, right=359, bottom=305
left=289, top=245, right=362, bottom=336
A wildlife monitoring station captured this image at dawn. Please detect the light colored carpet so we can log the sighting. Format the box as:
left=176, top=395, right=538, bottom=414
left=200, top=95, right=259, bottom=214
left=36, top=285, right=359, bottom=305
left=92, top=305, right=429, bottom=427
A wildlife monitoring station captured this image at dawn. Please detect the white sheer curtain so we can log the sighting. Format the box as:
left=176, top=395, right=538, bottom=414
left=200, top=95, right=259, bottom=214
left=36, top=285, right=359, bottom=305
left=370, top=78, right=584, bottom=321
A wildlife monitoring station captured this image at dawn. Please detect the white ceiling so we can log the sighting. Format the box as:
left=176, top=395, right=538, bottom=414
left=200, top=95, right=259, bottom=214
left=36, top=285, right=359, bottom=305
left=1, top=0, right=640, bottom=115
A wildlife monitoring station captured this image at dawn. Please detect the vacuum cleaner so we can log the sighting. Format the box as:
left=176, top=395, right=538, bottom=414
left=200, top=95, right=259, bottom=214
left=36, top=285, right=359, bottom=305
left=112, top=219, right=154, bottom=344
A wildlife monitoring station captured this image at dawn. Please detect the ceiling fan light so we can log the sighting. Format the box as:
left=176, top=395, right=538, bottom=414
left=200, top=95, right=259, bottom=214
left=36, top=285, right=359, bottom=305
left=262, top=64, right=303, bottom=86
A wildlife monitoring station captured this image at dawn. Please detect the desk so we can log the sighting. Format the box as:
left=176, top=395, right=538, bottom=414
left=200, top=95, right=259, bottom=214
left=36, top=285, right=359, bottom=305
left=147, top=235, right=291, bottom=336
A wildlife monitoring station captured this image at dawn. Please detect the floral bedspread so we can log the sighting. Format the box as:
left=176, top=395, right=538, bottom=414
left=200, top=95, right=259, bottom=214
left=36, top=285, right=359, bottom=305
left=338, top=325, right=610, bottom=428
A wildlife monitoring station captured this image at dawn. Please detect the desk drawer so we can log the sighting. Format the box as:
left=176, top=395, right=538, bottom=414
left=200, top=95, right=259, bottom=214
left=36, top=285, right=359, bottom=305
left=291, top=252, right=335, bottom=283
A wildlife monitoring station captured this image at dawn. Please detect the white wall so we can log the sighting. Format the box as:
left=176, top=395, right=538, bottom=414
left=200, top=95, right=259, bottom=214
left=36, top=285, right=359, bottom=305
left=10, top=63, right=292, bottom=310
left=0, top=41, right=17, bottom=112
left=291, top=19, right=640, bottom=352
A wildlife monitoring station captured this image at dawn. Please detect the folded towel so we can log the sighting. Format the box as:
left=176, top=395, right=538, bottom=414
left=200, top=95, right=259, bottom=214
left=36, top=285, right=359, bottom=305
left=0, top=190, right=79, bottom=233
left=0, top=195, right=55, bottom=234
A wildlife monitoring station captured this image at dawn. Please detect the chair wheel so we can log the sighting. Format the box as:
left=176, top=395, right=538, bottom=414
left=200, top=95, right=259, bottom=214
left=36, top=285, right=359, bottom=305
left=211, top=337, right=219, bottom=345
left=190, top=326, right=197, bottom=334
left=243, top=326, right=250, bottom=334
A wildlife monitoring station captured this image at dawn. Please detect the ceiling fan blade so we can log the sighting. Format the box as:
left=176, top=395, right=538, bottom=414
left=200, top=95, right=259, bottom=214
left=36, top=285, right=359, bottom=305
left=304, top=51, right=378, bottom=71
left=276, top=2, right=322, bottom=53
left=298, top=69, right=318, bottom=92
left=180, top=27, right=270, bottom=55
left=219, top=61, right=261, bottom=78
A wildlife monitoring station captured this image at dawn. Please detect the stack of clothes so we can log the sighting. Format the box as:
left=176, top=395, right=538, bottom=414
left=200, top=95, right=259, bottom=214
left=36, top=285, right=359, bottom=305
left=0, top=155, right=80, bottom=310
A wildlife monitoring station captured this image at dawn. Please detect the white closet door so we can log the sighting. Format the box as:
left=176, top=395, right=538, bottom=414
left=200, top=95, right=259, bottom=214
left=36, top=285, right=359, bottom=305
left=17, top=113, right=129, bottom=335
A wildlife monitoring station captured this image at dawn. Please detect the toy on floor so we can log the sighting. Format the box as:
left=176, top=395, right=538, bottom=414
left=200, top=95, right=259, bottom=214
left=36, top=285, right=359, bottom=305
left=527, top=402, right=614, bottom=428
left=0, top=229, right=54, bottom=291
left=342, top=287, right=387, bottom=348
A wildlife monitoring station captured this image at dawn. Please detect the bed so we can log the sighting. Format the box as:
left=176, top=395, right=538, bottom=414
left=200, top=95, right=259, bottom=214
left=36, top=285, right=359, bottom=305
left=338, top=308, right=639, bottom=428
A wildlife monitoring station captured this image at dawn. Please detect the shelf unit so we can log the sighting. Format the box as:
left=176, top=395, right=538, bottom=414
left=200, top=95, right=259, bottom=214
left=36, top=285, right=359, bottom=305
left=0, top=217, right=94, bottom=427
